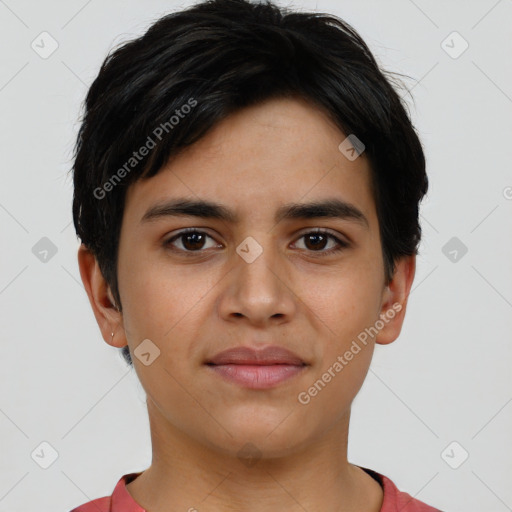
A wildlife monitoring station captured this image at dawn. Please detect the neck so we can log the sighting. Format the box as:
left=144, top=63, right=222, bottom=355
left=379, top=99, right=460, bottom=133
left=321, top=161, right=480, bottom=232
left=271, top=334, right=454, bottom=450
left=126, top=398, right=383, bottom=512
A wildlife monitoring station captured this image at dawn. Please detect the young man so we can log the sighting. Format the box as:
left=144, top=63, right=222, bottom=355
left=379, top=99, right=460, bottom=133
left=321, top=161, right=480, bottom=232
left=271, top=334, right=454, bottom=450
left=70, top=0, right=441, bottom=510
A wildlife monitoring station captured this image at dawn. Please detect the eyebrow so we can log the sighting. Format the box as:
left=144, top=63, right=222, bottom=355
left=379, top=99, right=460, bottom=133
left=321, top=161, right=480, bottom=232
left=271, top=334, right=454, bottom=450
left=140, top=197, right=369, bottom=229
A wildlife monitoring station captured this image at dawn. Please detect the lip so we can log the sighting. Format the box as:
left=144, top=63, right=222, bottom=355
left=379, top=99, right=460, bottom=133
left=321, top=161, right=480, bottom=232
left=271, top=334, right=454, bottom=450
left=205, top=346, right=308, bottom=389
left=206, top=345, right=306, bottom=366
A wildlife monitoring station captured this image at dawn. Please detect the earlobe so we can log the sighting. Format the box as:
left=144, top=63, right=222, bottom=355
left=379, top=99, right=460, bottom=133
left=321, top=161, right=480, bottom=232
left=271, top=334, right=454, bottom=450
left=77, top=243, right=125, bottom=348
left=375, top=255, right=416, bottom=346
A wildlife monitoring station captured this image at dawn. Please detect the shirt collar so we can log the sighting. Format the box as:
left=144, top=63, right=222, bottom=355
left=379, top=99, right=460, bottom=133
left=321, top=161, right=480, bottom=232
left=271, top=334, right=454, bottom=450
left=111, top=472, right=145, bottom=511
left=111, top=467, right=418, bottom=512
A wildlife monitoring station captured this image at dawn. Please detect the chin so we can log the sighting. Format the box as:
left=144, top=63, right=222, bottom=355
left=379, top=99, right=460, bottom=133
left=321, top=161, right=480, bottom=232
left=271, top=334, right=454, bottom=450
left=208, top=415, right=309, bottom=457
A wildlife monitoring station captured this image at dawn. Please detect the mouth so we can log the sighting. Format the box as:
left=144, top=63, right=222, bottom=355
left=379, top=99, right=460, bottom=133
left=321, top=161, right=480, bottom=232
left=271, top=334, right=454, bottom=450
left=204, top=345, right=308, bottom=389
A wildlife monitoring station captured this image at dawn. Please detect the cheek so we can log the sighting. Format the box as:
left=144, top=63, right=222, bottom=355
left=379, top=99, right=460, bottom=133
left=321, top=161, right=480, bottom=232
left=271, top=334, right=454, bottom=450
left=119, top=253, right=209, bottom=339
left=305, top=271, right=382, bottom=343
left=119, top=259, right=222, bottom=396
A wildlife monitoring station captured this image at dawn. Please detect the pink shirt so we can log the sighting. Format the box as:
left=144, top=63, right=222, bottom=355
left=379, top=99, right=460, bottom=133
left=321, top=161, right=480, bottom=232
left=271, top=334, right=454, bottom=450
left=70, top=467, right=442, bottom=511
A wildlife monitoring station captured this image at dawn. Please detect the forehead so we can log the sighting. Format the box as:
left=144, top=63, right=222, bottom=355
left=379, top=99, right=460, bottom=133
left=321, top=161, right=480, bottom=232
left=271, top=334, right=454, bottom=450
left=123, top=96, right=378, bottom=230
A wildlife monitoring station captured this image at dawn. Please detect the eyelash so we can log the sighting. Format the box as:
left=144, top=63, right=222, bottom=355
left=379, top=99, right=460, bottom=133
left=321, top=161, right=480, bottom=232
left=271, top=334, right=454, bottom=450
left=163, top=227, right=350, bottom=257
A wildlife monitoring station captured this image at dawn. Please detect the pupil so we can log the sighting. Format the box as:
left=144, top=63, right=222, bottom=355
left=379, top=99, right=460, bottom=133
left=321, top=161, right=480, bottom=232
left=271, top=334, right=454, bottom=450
left=306, top=234, right=326, bottom=250
left=184, top=233, right=204, bottom=250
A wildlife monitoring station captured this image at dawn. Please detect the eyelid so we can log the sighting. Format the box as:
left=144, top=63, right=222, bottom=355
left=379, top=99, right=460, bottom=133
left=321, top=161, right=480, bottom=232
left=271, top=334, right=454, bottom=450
left=165, top=226, right=349, bottom=242
left=294, top=227, right=350, bottom=243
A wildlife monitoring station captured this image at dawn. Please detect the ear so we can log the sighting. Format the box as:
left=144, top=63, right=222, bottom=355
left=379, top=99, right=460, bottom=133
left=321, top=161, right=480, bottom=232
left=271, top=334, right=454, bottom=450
left=77, top=243, right=126, bottom=348
left=375, top=254, right=416, bottom=345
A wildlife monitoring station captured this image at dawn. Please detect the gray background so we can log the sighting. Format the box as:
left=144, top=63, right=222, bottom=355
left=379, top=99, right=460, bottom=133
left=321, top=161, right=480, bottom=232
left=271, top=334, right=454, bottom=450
left=1, top=0, right=511, bottom=511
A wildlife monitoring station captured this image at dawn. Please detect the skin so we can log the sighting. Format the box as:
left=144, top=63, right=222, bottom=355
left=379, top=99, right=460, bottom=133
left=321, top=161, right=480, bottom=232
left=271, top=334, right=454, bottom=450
left=78, top=96, right=415, bottom=512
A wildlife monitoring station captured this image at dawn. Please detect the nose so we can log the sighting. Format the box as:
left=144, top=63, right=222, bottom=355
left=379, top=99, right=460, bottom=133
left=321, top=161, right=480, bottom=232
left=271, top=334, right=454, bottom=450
left=217, top=237, right=297, bottom=327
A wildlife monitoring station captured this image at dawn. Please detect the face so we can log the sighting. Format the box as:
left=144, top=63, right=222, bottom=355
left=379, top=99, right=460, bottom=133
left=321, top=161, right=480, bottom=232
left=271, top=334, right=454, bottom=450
left=81, top=96, right=414, bottom=458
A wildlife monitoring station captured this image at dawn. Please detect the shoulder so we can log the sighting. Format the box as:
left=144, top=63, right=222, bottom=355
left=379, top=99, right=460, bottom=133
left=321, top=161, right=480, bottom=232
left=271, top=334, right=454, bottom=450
left=68, top=472, right=144, bottom=512
left=360, top=467, right=443, bottom=512
left=69, top=495, right=110, bottom=512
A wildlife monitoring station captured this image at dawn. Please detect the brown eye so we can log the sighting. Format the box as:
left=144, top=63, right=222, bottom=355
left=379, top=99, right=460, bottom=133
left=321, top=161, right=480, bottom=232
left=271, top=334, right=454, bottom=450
left=179, top=232, right=207, bottom=251
left=303, top=232, right=329, bottom=251
left=293, top=230, right=349, bottom=256
left=163, top=228, right=349, bottom=257
left=164, top=229, right=218, bottom=253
